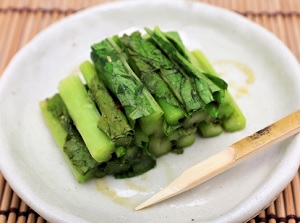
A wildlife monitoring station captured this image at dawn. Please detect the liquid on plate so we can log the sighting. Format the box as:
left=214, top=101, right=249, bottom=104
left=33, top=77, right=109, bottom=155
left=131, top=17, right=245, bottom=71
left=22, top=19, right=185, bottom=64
left=214, top=59, right=255, bottom=98
left=94, top=159, right=175, bottom=208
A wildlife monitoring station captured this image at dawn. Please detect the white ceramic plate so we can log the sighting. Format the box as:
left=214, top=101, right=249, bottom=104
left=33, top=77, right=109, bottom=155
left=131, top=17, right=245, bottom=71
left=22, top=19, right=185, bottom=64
left=1, top=1, right=300, bottom=222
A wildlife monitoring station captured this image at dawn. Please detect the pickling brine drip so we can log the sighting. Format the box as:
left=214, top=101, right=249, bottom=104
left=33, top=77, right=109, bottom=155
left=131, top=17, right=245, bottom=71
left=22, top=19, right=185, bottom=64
left=94, top=177, right=138, bottom=208
left=94, top=160, right=175, bottom=208
left=214, top=60, right=255, bottom=97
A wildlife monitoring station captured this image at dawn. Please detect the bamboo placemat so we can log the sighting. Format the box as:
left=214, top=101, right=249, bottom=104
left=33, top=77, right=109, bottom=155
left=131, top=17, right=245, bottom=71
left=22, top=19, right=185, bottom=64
left=0, top=0, right=300, bottom=222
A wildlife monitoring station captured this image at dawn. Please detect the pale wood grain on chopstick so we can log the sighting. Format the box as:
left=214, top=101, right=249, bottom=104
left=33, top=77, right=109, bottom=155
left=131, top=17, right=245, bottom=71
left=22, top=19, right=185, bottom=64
left=136, top=110, right=300, bottom=210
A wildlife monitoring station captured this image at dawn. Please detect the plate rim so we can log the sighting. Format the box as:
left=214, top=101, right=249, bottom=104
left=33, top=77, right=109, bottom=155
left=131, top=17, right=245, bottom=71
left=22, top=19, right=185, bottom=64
left=0, top=1, right=300, bottom=222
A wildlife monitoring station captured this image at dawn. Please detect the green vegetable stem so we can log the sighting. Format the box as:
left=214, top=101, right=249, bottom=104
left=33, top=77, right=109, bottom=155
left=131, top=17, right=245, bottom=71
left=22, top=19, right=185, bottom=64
left=91, top=38, right=164, bottom=135
left=79, top=60, right=134, bottom=146
left=118, top=32, right=186, bottom=126
left=58, top=75, right=115, bottom=163
left=145, top=26, right=228, bottom=118
left=191, top=50, right=246, bottom=132
left=40, top=95, right=99, bottom=183
left=40, top=26, right=246, bottom=182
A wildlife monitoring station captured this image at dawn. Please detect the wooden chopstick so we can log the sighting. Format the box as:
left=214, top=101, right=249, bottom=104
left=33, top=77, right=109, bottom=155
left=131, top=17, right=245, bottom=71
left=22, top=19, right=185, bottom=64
left=136, top=110, right=300, bottom=210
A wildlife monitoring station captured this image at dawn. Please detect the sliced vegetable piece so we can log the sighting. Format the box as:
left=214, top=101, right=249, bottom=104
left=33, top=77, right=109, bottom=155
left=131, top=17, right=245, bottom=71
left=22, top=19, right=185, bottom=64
left=80, top=61, right=133, bottom=146
left=175, top=133, right=196, bottom=149
left=198, top=121, right=223, bottom=138
left=114, top=146, right=156, bottom=178
left=91, top=38, right=163, bottom=135
left=191, top=50, right=246, bottom=131
left=118, top=32, right=186, bottom=125
left=40, top=96, right=96, bottom=183
left=148, top=135, right=172, bottom=157
left=58, top=75, right=115, bottom=163
left=145, top=26, right=227, bottom=117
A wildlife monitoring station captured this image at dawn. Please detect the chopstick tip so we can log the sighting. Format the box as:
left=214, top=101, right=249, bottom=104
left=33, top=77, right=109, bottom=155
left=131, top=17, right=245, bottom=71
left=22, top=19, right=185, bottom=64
left=134, top=200, right=151, bottom=211
left=134, top=205, right=144, bottom=211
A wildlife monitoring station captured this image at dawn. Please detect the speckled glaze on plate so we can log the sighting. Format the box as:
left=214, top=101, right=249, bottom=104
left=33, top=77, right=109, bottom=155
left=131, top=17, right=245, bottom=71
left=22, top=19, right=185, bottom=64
left=0, top=1, right=300, bottom=222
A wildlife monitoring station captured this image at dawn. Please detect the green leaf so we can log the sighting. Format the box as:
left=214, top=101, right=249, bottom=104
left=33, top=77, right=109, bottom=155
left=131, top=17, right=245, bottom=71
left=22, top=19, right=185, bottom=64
left=46, top=94, right=72, bottom=131
left=118, top=32, right=186, bottom=124
left=146, top=26, right=228, bottom=117
left=91, top=38, right=162, bottom=121
left=164, top=31, right=190, bottom=61
left=80, top=61, right=134, bottom=147
left=45, top=94, right=99, bottom=177
left=63, top=127, right=99, bottom=175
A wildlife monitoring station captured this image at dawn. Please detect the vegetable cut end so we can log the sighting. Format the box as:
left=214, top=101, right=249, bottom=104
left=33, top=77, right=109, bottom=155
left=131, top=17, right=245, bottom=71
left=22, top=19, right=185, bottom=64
left=79, top=60, right=97, bottom=86
left=148, top=135, right=172, bottom=157
left=222, top=111, right=246, bottom=132
left=176, top=134, right=196, bottom=149
left=157, top=99, right=185, bottom=125
left=198, top=122, right=223, bottom=138
left=191, top=49, right=246, bottom=132
left=139, top=114, right=164, bottom=137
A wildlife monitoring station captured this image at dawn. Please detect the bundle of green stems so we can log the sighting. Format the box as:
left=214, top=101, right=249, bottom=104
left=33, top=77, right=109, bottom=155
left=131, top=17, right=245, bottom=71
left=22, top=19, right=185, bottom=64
left=40, top=27, right=246, bottom=183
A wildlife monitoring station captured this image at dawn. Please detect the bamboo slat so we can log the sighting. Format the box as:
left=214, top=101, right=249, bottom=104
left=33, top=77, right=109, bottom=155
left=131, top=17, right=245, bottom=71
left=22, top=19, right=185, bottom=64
left=16, top=201, right=28, bottom=223
left=258, top=209, right=267, bottom=223
left=292, top=172, right=300, bottom=222
left=283, top=184, right=297, bottom=223
left=266, top=201, right=277, bottom=223
left=0, top=183, right=13, bottom=223
left=6, top=193, right=20, bottom=223
left=0, top=174, right=5, bottom=201
left=0, top=0, right=299, bottom=222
